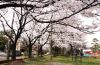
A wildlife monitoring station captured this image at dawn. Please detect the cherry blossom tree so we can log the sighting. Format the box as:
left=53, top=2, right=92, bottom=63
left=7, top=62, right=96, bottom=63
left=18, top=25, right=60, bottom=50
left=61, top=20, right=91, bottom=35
left=0, top=0, right=100, bottom=60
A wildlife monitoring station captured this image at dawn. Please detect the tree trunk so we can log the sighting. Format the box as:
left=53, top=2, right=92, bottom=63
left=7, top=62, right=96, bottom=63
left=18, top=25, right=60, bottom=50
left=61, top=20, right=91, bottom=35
left=37, top=45, right=43, bottom=57
left=28, top=44, right=32, bottom=58
left=11, top=43, right=16, bottom=60
left=50, top=42, right=53, bottom=60
left=37, top=45, right=39, bottom=57
left=6, top=41, right=10, bottom=60
left=40, top=45, right=43, bottom=57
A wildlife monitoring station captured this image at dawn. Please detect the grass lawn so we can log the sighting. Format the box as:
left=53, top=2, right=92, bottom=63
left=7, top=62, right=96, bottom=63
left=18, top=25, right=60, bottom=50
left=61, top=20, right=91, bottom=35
left=23, top=56, right=100, bottom=65
left=0, top=56, right=100, bottom=65
left=79, top=57, right=100, bottom=65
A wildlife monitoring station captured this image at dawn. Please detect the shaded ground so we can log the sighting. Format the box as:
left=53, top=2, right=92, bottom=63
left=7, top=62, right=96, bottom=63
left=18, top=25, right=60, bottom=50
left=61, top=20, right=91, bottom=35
left=1, top=60, right=72, bottom=65
left=45, top=62, right=72, bottom=65
left=0, top=59, right=25, bottom=65
left=1, top=56, right=100, bottom=65
left=7, top=61, right=72, bottom=65
left=23, top=56, right=100, bottom=65
left=0, top=56, right=26, bottom=65
left=8, top=60, right=24, bottom=65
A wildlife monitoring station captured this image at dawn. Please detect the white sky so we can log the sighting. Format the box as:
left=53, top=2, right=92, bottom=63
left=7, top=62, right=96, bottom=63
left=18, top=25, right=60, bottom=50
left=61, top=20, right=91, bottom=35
left=78, top=10, right=100, bottom=47
left=85, top=32, right=100, bottom=47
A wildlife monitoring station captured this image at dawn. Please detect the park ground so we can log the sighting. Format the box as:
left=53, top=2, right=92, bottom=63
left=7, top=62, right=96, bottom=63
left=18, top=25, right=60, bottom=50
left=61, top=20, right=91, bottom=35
left=0, top=56, right=100, bottom=65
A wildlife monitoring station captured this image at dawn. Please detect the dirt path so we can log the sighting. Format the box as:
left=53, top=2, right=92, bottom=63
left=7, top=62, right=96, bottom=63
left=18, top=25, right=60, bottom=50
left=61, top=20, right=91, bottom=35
left=7, top=60, right=24, bottom=65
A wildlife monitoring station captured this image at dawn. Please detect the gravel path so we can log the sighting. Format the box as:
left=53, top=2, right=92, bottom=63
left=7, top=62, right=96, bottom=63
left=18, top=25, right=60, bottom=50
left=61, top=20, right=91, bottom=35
left=0, top=56, right=7, bottom=61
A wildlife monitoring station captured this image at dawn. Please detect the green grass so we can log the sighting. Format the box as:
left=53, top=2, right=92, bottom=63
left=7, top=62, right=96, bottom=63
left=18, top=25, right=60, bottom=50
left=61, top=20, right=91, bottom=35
left=78, top=57, right=100, bottom=65
left=23, top=56, right=100, bottom=65
left=0, top=63, right=7, bottom=65
left=24, top=56, right=50, bottom=65
left=50, top=56, right=72, bottom=63
left=23, top=56, right=73, bottom=65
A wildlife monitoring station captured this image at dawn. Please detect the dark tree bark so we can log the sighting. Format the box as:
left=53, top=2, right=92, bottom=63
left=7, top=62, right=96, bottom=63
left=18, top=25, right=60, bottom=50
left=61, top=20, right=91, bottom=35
left=40, top=45, right=43, bottom=57
left=28, top=43, right=32, bottom=58
left=38, top=45, right=43, bottom=57
left=6, top=41, right=11, bottom=60
left=11, top=42, right=16, bottom=60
